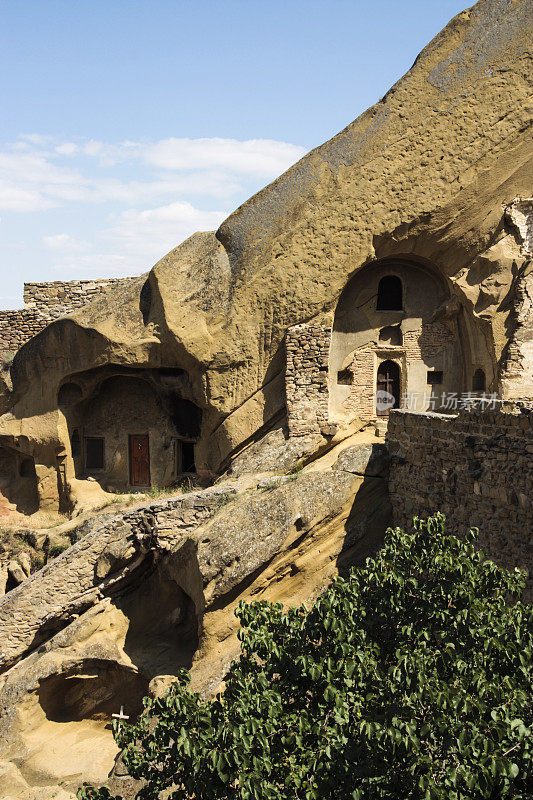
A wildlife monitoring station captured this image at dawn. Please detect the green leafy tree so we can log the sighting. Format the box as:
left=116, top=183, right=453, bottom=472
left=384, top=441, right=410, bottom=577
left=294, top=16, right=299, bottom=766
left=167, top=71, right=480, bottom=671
left=79, top=514, right=532, bottom=799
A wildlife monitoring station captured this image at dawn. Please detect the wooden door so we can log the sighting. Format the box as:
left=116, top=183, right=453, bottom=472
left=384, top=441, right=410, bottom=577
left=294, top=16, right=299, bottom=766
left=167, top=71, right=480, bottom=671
left=129, top=434, right=150, bottom=487
left=376, top=360, right=400, bottom=416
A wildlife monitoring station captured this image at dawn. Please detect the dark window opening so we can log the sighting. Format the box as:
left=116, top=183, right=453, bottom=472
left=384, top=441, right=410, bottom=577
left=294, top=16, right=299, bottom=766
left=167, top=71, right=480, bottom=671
left=19, top=458, right=36, bottom=478
left=70, top=430, right=81, bottom=458
left=377, top=275, right=403, bottom=311
left=85, top=437, right=104, bottom=470
left=378, top=325, right=403, bottom=346
left=337, top=369, right=353, bottom=385
left=168, top=397, right=202, bottom=439
left=176, top=440, right=196, bottom=474
left=427, top=370, right=443, bottom=385
left=472, top=368, right=486, bottom=392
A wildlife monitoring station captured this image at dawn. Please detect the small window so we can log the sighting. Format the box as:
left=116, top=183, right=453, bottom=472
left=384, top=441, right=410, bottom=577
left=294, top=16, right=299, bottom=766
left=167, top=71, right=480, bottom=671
left=337, top=369, right=353, bottom=385
left=377, top=275, right=403, bottom=311
left=472, top=368, right=486, bottom=392
left=85, top=437, right=104, bottom=470
left=176, top=439, right=196, bottom=474
left=427, top=370, right=443, bottom=385
left=70, top=430, right=81, bottom=458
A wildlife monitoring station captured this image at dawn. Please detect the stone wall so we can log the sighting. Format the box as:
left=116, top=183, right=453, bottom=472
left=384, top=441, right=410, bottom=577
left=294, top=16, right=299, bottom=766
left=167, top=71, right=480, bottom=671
left=342, top=321, right=458, bottom=419
left=0, top=278, right=137, bottom=359
left=285, top=323, right=331, bottom=436
left=387, top=405, right=533, bottom=597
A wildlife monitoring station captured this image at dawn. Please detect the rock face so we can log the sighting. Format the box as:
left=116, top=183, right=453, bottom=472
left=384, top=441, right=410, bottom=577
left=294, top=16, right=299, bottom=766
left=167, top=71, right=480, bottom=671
left=0, top=1, right=532, bottom=797
left=0, top=437, right=390, bottom=796
left=0, top=0, right=530, bottom=517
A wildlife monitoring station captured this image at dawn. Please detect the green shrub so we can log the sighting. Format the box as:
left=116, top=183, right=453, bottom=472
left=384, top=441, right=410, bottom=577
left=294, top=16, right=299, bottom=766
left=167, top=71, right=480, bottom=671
left=78, top=514, right=532, bottom=799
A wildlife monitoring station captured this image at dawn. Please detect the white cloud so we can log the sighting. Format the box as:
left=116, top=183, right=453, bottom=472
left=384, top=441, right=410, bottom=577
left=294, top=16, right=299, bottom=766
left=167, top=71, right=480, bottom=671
left=0, top=135, right=306, bottom=213
left=105, top=200, right=228, bottom=258
left=43, top=233, right=86, bottom=251
left=143, top=137, right=306, bottom=175
left=51, top=252, right=129, bottom=275
left=0, top=133, right=306, bottom=293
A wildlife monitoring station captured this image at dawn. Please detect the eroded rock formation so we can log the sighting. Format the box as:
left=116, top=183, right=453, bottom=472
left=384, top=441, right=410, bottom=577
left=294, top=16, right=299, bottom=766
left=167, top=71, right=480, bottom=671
left=0, top=0, right=532, bottom=797
left=0, top=433, right=390, bottom=795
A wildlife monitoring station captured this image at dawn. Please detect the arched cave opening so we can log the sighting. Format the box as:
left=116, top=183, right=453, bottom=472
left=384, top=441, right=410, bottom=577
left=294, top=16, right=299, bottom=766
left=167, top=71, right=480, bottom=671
left=38, top=661, right=150, bottom=724
left=19, top=457, right=36, bottom=478
left=0, top=445, right=39, bottom=515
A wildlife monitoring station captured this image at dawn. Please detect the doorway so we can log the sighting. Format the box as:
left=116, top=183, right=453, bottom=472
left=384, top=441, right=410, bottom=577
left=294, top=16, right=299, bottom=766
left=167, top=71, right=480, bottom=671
left=129, top=434, right=150, bottom=487
left=376, top=360, right=401, bottom=416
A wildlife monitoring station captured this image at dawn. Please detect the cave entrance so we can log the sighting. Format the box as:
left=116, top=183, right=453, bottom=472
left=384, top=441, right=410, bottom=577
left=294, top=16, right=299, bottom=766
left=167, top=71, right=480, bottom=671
left=38, top=662, right=149, bottom=724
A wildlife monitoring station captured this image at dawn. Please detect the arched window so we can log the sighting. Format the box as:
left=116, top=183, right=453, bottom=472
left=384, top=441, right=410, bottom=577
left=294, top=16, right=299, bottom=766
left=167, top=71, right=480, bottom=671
left=472, top=368, right=486, bottom=392
left=377, top=275, right=403, bottom=311
left=378, top=325, right=403, bottom=346
left=58, top=382, right=82, bottom=407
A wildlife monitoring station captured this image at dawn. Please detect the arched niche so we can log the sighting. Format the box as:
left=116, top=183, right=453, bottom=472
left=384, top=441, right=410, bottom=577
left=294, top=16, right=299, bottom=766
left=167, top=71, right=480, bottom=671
left=0, top=445, right=39, bottom=515
left=69, top=373, right=202, bottom=492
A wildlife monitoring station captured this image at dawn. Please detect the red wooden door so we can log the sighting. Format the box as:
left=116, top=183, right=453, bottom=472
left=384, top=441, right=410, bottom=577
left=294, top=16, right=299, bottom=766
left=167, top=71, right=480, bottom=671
left=129, top=434, right=150, bottom=487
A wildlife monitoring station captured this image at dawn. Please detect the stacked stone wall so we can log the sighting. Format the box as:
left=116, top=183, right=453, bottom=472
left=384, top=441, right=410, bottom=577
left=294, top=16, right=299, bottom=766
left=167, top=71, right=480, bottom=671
left=0, top=278, right=137, bottom=359
left=285, top=324, right=331, bottom=436
left=387, top=406, right=533, bottom=597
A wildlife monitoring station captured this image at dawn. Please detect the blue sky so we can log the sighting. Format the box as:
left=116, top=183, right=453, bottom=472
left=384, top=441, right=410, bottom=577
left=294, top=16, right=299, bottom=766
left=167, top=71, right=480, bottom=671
left=0, top=0, right=470, bottom=309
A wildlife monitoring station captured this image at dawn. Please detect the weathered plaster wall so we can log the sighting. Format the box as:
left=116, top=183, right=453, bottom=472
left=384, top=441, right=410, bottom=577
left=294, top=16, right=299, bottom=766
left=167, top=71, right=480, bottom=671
left=387, top=405, right=533, bottom=598
left=329, top=260, right=491, bottom=421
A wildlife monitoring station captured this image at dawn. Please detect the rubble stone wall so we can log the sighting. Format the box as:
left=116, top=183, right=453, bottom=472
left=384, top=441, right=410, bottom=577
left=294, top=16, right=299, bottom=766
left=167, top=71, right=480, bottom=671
left=285, top=323, right=331, bottom=436
left=387, top=406, right=533, bottom=597
left=0, top=278, right=137, bottom=358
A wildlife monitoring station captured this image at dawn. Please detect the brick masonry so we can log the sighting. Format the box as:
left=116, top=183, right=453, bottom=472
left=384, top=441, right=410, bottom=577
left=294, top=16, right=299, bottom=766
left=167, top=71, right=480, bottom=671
left=344, top=321, right=456, bottom=419
left=387, top=405, right=533, bottom=598
left=285, top=323, right=331, bottom=436
left=0, top=278, right=138, bottom=359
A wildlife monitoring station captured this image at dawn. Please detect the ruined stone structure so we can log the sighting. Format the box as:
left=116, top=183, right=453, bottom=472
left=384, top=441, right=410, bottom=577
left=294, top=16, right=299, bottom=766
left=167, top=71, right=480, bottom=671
left=0, top=1, right=532, bottom=796
left=0, top=279, right=136, bottom=360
